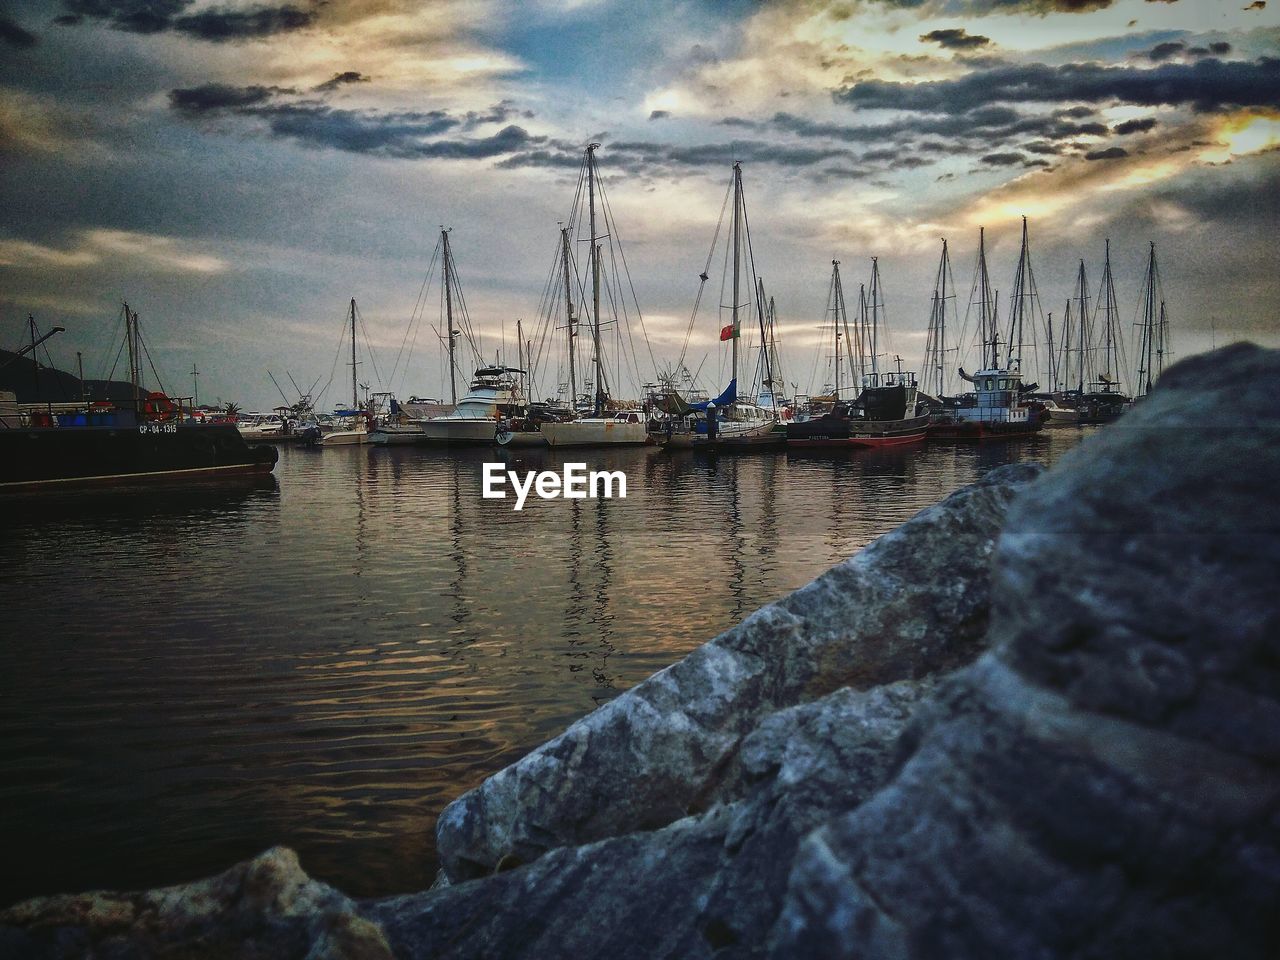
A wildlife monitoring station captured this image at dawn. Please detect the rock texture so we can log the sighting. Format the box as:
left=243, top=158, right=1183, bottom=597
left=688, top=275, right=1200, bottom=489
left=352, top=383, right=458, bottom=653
left=768, top=341, right=1280, bottom=959
left=0, top=847, right=392, bottom=960
left=371, top=680, right=930, bottom=959
left=436, top=463, right=1041, bottom=881
left=6, top=344, right=1278, bottom=960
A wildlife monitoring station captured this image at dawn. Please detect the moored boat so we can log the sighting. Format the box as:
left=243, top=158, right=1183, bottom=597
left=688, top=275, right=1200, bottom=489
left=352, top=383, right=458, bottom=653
left=2, top=308, right=277, bottom=490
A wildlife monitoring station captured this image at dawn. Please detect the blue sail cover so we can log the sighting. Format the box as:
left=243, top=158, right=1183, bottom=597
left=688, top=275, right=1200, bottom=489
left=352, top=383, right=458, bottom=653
left=688, top=379, right=737, bottom=412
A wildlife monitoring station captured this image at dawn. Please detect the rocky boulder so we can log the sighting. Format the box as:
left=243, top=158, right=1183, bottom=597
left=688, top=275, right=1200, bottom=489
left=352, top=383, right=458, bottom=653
left=0, top=847, right=393, bottom=960
left=768, top=342, right=1280, bottom=959
left=436, top=463, right=1041, bottom=881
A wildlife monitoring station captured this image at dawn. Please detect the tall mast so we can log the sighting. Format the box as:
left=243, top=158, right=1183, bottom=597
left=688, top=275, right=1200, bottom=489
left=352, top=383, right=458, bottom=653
left=1157, top=300, right=1168, bottom=380
left=923, top=238, right=951, bottom=396
left=1046, top=312, right=1055, bottom=392
left=560, top=225, right=577, bottom=410
left=123, top=301, right=140, bottom=408
left=976, top=228, right=997, bottom=369
left=1137, top=241, right=1158, bottom=397
left=349, top=297, right=358, bottom=410
left=1061, top=299, right=1073, bottom=394
left=1074, top=260, right=1091, bottom=392
left=857, top=283, right=869, bottom=379
left=28, top=315, right=38, bottom=399
left=1006, top=215, right=1036, bottom=374
left=587, top=143, right=605, bottom=414
left=938, top=239, right=948, bottom=394
left=442, top=228, right=457, bottom=406
left=1098, top=238, right=1120, bottom=391
left=868, top=257, right=882, bottom=376
left=516, top=317, right=525, bottom=401
left=755, top=276, right=776, bottom=402
left=731, top=161, right=742, bottom=393
left=831, top=260, right=843, bottom=398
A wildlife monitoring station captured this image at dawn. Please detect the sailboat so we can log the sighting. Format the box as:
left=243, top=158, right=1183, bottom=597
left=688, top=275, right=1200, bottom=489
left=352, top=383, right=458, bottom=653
left=649, top=162, right=780, bottom=450
left=517, top=144, right=650, bottom=449
left=786, top=258, right=928, bottom=447
left=928, top=224, right=1044, bottom=441
left=1077, top=238, right=1131, bottom=423
left=412, top=229, right=524, bottom=444
left=1133, top=241, right=1172, bottom=401
left=320, top=298, right=371, bottom=446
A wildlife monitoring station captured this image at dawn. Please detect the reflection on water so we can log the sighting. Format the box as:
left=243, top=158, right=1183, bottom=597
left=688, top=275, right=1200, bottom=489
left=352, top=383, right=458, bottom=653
left=0, top=431, right=1090, bottom=903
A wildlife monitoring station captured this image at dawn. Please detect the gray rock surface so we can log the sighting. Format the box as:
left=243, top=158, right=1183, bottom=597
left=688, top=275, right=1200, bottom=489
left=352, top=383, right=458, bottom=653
left=0, top=847, right=393, bottom=960
left=768, top=342, right=1280, bottom=959
left=437, top=463, right=1041, bottom=881
left=369, top=680, right=931, bottom=959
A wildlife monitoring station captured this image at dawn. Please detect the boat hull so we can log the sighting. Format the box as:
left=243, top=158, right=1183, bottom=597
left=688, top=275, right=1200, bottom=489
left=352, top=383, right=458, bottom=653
left=927, top=419, right=1044, bottom=441
left=540, top=420, right=650, bottom=448
left=0, top=423, right=278, bottom=490
left=495, top=429, right=549, bottom=448
left=786, top=414, right=930, bottom=448
left=368, top=426, right=426, bottom=445
left=417, top=419, right=500, bottom=444
left=654, top=419, right=780, bottom=451
left=319, top=429, right=369, bottom=446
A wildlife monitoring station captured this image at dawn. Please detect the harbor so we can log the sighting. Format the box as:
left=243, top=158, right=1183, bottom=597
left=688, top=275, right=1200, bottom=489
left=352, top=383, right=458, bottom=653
left=0, top=431, right=1088, bottom=905
left=2, top=0, right=1278, bottom=955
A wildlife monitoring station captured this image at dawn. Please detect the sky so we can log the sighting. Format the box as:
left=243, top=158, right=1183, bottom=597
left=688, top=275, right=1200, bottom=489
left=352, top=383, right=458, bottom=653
left=1, top=0, right=1277, bottom=410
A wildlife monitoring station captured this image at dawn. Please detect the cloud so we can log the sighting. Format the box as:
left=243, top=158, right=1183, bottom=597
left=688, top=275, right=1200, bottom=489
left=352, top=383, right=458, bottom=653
left=1113, top=117, right=1158, bottom=135
left=0, top=15, right=37, bottom=48
left=57, top=0, right=316, bottom=43
left=314, top=71, right=369, bottom=93
left=169, top=84, right=287, bottom=114
left=920, top=29, right=991, bottom=50
left=169, top=83, right=545, bottom=160
left=1084, top=146, right=1129, bottom=160
left=836, top=56, right=1280, bottom=114
left=1148, top=41, right=1185, bottom=62
left=981, top=151, right=1026, bottom=165
left=649, top=110, right=670, bottom=121
left=0, top=228, right=226, bottom=273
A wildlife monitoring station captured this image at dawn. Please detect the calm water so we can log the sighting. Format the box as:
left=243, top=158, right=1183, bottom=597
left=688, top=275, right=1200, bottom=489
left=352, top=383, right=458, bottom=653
left=0, top=431, right=1092, bottom=904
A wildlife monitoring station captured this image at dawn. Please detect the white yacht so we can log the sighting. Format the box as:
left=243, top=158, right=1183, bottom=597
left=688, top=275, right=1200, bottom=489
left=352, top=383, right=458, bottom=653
left=418, top=367, right=522, bottom=444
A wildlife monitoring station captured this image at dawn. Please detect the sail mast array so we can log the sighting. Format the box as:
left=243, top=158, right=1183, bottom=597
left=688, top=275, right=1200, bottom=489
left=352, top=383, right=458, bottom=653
left=921, top=238, right=957, bottom=398
left=1094, top=238, right=1127, bottom=394
left=1005, top=216, right=1044, bottom=385
left=1134, top=241, right=1172, bottom=397
left=520, top=144, right=655, bottom=412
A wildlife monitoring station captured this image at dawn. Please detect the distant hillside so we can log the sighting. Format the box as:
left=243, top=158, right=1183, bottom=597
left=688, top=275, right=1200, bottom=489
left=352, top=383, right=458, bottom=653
left=0, top=349, right=140, bottom=404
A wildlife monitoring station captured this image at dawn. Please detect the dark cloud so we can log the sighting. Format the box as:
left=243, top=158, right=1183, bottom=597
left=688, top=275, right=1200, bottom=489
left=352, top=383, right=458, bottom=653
left=461, top=101, right=531, bottom=130
left=1245, top=1, right=1264, bottom=10
left=169, top=83, right=286, bottom=114
left=837, top=56, right=1280, bottom=114
left=169, top=84, right=549, bottom=161
left=1024, top=141, right=1063, bottom=154
left=1210, top=41, right=1232, bottom=54
left=920, top=28, right=991, bottom=50
left=1084, top=146, right=1129, bottom=160
left=0, top=15, right=38, bottom=48
left=58, top=1, right=316, bottom=43
left=981, top=151, right=1026, bottom=165
left=649, top=110, right=670, bottom=121
left=314, top=71, right=368, bottom=93
left=1113, top=116, right=1158, bottom=135
left=1148, top=41, right=1186, bottom=62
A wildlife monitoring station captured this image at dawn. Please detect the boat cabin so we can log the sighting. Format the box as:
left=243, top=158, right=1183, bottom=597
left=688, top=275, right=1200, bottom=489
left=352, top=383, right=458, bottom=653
left=956, top=368, right=1029, bottom=424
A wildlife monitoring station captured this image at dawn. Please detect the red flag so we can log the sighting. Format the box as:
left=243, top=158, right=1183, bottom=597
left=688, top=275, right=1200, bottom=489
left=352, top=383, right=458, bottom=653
left=719, top=323, right=737, bottom=342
